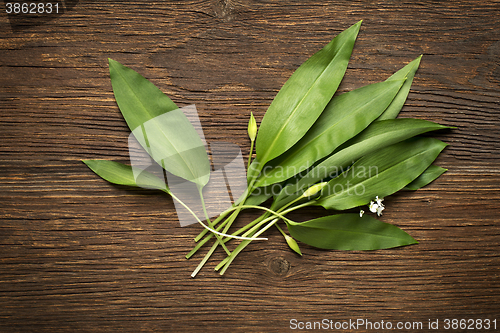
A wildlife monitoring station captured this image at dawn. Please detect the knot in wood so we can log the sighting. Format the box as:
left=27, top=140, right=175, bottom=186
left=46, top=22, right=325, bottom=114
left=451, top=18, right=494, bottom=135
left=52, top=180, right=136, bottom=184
left=268, top=256, right=290, bottom=276
left=214, top=0, right=234, bottom=22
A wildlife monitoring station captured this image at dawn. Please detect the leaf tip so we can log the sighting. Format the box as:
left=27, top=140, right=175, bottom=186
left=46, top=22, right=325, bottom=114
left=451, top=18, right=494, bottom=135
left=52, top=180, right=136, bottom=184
left=406, top=54, right=423, bottom=71
left=415, top=54, right=423, bottom=66
left=108, top=58, right=121, bottom=70
left=81, top=159, right=93, bottom=168
left=353, top=20, right=363, bottom=31
left=405, top=234, right=419, bottom=246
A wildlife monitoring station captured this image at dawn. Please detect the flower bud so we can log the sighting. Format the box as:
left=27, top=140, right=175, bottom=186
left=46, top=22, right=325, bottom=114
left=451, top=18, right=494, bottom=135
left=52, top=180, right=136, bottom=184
left=248, top=112, right=257, bottom=142
left=284, top=234, right=302, bottom=256
left=301, top=182, right=328, bottom=198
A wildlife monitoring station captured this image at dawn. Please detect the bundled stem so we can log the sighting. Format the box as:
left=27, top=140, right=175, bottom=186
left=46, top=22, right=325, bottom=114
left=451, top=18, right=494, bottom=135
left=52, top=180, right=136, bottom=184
left=189, top=195, right=313, bottom=276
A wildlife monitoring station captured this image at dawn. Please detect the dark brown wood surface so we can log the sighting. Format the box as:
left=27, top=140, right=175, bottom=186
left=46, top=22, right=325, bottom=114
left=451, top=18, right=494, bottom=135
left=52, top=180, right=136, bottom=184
left=1, top=1, right=499, bottom=332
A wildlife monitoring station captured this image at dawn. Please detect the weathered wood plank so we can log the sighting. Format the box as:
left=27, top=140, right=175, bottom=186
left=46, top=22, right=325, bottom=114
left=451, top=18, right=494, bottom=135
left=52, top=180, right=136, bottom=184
left=1, top=1, right=499, bottom=332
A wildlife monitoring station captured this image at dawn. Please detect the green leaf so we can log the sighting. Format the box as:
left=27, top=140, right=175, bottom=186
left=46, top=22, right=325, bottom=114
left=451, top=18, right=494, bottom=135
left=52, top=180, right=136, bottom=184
left=109, top=59, right=210, bottom=187
left=404, top=165, right=447, bottom=190
left=315, top=137, right=447, bottom=210
left=82, top=160, right=169, bottom=193
left=286, top=214, right=417, bottom=250
left=244, top=188, right=273, bottom=206
left=273, top=118, right=450, bottom=209
left=378, top=55, right=422, bottom=120
left=246, top=159, right=261, bottom=183
left=255, top=21, right=362, bottom=169
left=254, top=79, right=405, bottom=187
left=108, top=59, right=178, bottom=131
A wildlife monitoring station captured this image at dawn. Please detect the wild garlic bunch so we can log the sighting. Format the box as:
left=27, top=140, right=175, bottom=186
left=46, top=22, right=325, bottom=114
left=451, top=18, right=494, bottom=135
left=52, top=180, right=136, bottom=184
left=83, top=21, right=451, bottom=276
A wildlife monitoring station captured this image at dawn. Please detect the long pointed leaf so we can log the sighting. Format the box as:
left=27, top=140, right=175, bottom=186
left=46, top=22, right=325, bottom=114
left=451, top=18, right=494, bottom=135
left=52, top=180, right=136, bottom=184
left=378, top=55, right=422, bottom=120
left=255, top=21, right=362, bottom=168
left=273, top=119, right=450, bottom=209
left=315, top=137, right=447, bottom=210
left=109, top=59, right=210, bottom=186
left=83, top=160, right=169, bottom=193
left=108, top=59, right=178, bottom=130
left=404, top=165, right=447, bottom=190
left=254, top=79, right=405, bottom=187
left=286, top=214, right=417, bottom=250
left=262, top=57, right=430, bottom=207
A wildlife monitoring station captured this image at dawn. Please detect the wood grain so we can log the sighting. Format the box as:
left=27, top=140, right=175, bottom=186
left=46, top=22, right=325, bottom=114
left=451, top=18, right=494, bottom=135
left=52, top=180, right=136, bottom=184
left=1, top=1, right=499, bottom=332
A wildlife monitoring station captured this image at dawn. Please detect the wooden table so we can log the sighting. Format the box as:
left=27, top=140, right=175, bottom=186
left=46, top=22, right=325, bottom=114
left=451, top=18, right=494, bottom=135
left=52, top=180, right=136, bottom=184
left=1, top=1, right=499, bottom=332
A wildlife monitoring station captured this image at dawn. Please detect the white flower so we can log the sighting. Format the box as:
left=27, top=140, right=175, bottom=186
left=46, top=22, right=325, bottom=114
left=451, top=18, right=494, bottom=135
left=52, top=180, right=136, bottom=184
left=369, top=201, right=378, bottom=213
left=368, top=196, right=386, bottom=216
left=376, top=205, right=385, bottom=216
left=359, top=210, right=365, bottom=217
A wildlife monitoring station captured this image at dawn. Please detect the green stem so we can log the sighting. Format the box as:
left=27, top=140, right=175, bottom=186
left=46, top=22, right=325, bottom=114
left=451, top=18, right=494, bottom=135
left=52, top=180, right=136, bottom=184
left=189, top=208, right=280, bottom=276
left=190, top=195, right=312, bottom=259
left=216, top=201, right=313, bottom=274
left=186, top=216, right=233, bottom=259
left=202, top=203, right=299, bottom=243
left=187, top=208, right=267, bottom=260
left=198, top=186, right=231, bottom=256
left=193, top=185, right=250, bottom=243
left=189, top=201, right=306, bottom=277
left=189, top=179, right=258, bottom=263
left=194, top=204, right=236, bottom=242
left=191, top=241, right=219, bottom=278
left=192, top=159, right=263, bottom=244
left=247, top=140, right=254, bottom=171
left=215, top=216, right=277, bottom=271
left=188, top=166, right=312, bottom=275
left=227, top=211, right=270, bottom=240
left=190, top=211, right=266, bottom=277
left=235, top=204, right=295, bottom=224
left=169, top=192, right=246, bottom=242
left=274, top=223, right=287, bottom=238
left=217, top=218, right=279, bottom=275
